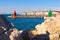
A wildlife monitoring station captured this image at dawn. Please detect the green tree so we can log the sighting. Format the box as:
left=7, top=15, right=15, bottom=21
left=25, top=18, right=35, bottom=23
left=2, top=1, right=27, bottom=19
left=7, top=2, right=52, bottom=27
left=48, top=10, right=52, bottom=17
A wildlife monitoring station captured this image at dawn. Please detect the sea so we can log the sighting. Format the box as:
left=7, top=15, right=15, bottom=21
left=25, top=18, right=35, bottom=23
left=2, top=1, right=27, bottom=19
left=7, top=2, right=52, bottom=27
left=3, top=14, right=44, bottom=31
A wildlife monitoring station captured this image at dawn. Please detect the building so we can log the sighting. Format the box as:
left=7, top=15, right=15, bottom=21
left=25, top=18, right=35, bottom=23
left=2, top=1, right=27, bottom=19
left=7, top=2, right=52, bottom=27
left=22, top=11, right=60, bottom=16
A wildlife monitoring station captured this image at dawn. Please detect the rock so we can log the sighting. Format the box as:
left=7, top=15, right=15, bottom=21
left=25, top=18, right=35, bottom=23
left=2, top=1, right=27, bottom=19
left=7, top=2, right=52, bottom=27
left=19, top=30, right=30, bottom=40
left=0, top=15, right=20, bottom=40
left=30, top=30, right=38, bottom=36
left=19, top=30, right=24, bottom=33
left=31, top=14, right=60, bottom=40
left=9, top=28, right=20, bottom=40
left=33, top=31, right=50, bottom=40
left=35, top=24, right=46, bottom=34
left=49, top=33, right=59, bottom=40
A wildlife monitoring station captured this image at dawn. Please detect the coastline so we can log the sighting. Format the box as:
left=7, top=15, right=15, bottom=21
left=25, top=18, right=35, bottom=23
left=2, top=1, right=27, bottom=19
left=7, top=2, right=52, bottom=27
left=0, top=13, right=60, bottom=40
left=30, top=13, right=60, bottom=40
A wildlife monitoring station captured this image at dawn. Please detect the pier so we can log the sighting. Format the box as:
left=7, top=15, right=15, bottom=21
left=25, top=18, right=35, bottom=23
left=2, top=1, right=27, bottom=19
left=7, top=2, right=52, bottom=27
left=8, top=15, right=44, bottom=18
left=16, top=15, right=44, bottom=18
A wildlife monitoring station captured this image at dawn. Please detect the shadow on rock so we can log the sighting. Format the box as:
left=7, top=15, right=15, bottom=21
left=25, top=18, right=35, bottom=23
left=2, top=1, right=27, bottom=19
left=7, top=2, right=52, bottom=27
left=19, top=31, right=50, bottom=40
left=20, top=30, right=30, bottom=40
left=32, top=31, right=50, bottom=40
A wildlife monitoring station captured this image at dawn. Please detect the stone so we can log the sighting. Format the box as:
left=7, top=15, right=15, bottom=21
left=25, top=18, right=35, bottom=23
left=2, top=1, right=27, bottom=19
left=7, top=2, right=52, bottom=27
left=0, top=15, right=20, bottom=40
left=31, top=14, right=60, bottom=40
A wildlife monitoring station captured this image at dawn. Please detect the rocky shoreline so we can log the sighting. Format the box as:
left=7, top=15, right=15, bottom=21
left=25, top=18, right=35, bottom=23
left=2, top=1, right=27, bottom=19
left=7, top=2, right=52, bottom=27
left=0, top=14, right=60, bottom=40
left=30, top=13, right=60, bottom=40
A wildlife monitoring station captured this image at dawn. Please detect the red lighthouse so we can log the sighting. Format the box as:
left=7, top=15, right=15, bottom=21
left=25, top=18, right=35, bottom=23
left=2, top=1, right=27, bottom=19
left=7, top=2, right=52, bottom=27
left=12, top=11, right=17, bottom=18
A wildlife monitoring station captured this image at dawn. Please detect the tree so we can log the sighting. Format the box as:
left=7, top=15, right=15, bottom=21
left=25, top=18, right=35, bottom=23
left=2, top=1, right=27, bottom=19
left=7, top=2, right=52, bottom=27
left=48, top=10, right=52, bottom=17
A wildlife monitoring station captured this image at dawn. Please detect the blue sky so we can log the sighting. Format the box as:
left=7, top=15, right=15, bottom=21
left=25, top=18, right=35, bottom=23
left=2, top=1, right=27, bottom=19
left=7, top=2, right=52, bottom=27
left=0, top=0, right=60, bottom=14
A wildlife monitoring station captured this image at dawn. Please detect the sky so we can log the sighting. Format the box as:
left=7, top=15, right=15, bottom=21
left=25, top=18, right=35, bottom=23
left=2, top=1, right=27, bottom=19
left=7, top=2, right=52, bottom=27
left=0, top=0, right=60, bottom=14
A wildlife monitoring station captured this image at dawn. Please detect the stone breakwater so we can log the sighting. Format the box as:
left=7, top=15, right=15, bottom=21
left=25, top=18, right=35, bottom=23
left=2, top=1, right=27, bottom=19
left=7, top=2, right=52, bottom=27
left=0, top=15, right=20, bottom=40
left=30, top=14, right=60, bottom=40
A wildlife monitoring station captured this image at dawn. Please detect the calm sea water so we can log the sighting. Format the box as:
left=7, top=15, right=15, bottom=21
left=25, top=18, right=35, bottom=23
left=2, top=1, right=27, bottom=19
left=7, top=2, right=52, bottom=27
left=3, top=14, right=44, bottom=31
